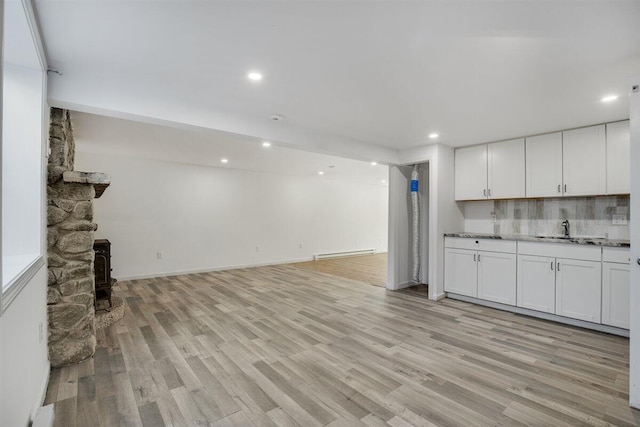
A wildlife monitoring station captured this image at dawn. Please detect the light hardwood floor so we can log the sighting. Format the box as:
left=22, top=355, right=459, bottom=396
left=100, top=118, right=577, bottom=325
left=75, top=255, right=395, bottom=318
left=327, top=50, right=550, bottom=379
left=45, top=264, right=639, bottom=426
left=292, top=253, right=387, bottom=287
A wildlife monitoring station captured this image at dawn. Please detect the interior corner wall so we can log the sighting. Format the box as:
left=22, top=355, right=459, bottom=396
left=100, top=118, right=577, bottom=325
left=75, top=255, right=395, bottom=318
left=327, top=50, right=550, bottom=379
left=73, top=125, right=388, bottom=280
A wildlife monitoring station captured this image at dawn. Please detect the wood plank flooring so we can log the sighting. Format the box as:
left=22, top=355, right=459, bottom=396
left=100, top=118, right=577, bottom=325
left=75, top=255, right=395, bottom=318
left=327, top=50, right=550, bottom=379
left=44, top=263, right=640, bottom=426
left=292, top=253, right=387, bottom=287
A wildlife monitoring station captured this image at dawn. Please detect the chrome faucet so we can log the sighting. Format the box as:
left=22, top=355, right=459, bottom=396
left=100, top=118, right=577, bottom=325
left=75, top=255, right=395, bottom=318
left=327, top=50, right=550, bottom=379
left=561, top=220, right=570, bottom=238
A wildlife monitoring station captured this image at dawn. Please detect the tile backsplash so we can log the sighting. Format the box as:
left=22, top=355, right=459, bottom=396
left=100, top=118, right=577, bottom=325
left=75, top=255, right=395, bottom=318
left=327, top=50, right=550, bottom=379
left=463, top=196, right=630, bottom=240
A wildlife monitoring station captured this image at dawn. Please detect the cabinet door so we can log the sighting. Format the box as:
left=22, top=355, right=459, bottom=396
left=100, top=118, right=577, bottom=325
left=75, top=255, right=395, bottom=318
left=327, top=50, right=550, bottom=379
left=606, top=121, right=630, bottom=194
left=517, top=255, right=556, bottom=313
left=444, top=248, right=477, bottom=297
left=525, top=132, right=563, bottom=197
left=602, top=262, right=630, bottom=329
left=477, top=251, right=516, bottom=305
left=555, top=258, right=602, bottom=323
left=488, top=139, right=525, bottom=199
left=455, top=145, right=487, bottom=201
left=562, top=125, right=606, bottom=196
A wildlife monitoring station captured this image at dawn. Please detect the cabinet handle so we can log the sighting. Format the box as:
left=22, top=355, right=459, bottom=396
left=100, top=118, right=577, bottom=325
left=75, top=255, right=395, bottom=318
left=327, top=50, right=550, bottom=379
left=551, top=261, right=554, bottom=270
left=478, top=254, right=481, bottom=262
left=557, top=184, right=561, bottom=193
left=474, top=254, right=477, bottom=262
left=557, top=262, right=560, bottom=271
left=637, top=258, right=640, bottom=266
left=483, top=189, right=487, bottom=197
left=564, top=184, right=567, bottom=193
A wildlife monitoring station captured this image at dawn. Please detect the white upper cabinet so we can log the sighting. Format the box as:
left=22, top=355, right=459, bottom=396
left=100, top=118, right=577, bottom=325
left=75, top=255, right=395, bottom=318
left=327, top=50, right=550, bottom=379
left=606, top=120, right=630, bottom=194
left=562, top=125, right=606, bottom=196
left=487, top=139, right=525, bottom=199
left=455, top=139, right=525, bottom=201
left=525, top=132, right=563, bottom=197
left=455, top=145, right=487, bottom=200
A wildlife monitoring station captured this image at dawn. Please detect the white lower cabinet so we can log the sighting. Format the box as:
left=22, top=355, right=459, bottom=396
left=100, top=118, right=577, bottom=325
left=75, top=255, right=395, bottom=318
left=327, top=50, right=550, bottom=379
left=446, top=238, right=630, bottom=332
left=517, top=255, right=556, bottom=313
left=555, top=258, right=602, bottom=323
left=477, top=251, right=516, bottom=305
left=444, top=248, right=478, bottom=297
left=601, top=247, right=631, bottom=329
left=444, top=238, right=516, bottom=302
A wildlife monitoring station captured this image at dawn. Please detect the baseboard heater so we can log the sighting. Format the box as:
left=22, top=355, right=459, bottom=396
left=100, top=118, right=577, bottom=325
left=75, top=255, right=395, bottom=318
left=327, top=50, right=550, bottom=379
left=314, top=249, right=376, bottom=261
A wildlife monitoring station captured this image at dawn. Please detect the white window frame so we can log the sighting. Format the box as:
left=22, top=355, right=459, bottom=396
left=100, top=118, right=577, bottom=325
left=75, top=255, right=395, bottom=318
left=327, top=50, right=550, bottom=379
left=1, top=0, right=48, bottom=314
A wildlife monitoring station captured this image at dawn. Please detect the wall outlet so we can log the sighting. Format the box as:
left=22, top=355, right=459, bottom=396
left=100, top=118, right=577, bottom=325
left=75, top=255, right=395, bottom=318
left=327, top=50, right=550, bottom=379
left=39, top=322, right=43, bottom=342
left=612, top=214, right=627, bottom=225
left=157, top=251, right=163, bottom=259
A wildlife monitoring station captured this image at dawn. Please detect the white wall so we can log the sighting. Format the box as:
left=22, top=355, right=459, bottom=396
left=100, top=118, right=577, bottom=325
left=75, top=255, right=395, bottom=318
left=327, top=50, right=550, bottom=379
left=0, top=1, right=50, bottom=425
left=0, top=268, right=49, bottom=427
left=74, top=121, right=389, bottom=280
left=629, top=77, right=639, bottom=409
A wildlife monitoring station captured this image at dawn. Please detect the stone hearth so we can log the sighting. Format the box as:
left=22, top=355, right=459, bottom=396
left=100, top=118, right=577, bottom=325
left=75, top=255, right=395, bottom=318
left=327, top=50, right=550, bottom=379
left=46, top=108, right=111, bottom=367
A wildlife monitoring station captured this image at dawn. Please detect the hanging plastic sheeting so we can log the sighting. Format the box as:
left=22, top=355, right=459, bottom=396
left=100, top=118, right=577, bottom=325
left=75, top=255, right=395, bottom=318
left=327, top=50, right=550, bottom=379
left=411, top=164, right=420, bottom=282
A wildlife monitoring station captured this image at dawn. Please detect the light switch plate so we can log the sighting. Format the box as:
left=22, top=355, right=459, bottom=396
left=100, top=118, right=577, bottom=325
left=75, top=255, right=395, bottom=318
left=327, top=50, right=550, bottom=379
left=612, top=214, right=627, bottom=225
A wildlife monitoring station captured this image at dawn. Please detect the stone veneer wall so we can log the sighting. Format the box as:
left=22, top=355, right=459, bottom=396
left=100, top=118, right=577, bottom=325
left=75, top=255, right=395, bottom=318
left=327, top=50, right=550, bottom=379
left=47, top=109, right=98, bottom=367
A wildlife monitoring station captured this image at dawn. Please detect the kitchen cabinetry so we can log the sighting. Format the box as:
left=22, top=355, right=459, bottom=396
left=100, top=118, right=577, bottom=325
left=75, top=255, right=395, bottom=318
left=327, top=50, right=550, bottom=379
left=454, top=145, right=487, bottom=200
left=517, top=242, right=602, bottom=322
left=444, top=238, right=516, bottom=304
left=455, top=139, right=525, bottom=201
left=525, top=132, right=563, bottom=197
left=606, top=120, right=630, bottom=194
left=562, top=125, right=606, bottom=196
left=525, top=125, right=606, bottom=198
left=517, top=255, right=556, bottom=313
left=602, top=247, right=631, bottom=329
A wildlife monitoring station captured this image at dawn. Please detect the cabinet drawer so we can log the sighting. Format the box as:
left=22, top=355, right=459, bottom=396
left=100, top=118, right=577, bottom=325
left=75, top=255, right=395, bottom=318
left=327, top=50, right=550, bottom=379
left=478, top=239, right=516, bottom=253
left=445, top=237, right=479, bottom=250
left=445, top=237, right=516, bottom=253
left=602, top=247, right=630, bottom=264
left=517, top=241, right=601, bottom=261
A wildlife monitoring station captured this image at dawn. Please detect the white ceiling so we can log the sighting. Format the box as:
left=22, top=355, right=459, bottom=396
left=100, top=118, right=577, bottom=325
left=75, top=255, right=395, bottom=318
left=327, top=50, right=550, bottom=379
left=72, top=111, right=389, bottom=187
left=35, top=0, right=640, bottom=163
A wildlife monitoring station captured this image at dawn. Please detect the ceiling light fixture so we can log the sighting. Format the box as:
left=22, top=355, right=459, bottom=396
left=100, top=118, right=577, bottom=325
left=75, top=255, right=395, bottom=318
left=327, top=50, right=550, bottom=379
left=262, top=141, right=271, bottom=147
left=221, top=158, right=229, bottom=163
left=370, top=161, right=378, bottom=166
left=248, top=72, right=262, bottom=81
left=428, top=133, right=439, bottom=139
left=601, top=95, right=618, bottom=103
left=318, top=171, right=324, bottom=175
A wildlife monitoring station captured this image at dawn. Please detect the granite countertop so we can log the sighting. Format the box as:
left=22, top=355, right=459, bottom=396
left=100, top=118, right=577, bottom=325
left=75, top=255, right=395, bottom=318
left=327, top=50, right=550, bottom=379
left=444, top=232, right=630, bottom=248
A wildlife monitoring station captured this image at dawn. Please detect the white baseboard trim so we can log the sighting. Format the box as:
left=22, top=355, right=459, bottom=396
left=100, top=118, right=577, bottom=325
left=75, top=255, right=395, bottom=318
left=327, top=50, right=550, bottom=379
left=432, top=292, right=446, bottom=301
left=116, top=257, right=315, bottom=281
left=386, top=281, right=414, bottom=290
left=446, top=293, right=629, bottom=337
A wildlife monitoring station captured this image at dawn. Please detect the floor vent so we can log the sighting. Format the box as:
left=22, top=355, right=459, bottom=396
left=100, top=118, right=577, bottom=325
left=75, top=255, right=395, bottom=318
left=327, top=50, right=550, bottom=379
left=314, top=249, right=376, bottom=261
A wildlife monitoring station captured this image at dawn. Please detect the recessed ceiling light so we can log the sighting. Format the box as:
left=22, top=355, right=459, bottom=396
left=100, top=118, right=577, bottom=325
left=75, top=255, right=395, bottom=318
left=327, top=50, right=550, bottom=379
left=248, top=72, right=262, bottom=81
left=370, top=161, right=378, bottom=166
left=601, top=95, right=618, bottom=103
left=318, top=171, right=324, bottom=175
left=221, top=158, right=229, bottom=163
left=262, top=141, right=271, bottom=147
left=428, top=133, right=439, bottom=139
left=270, top=114, right=285, bottom=121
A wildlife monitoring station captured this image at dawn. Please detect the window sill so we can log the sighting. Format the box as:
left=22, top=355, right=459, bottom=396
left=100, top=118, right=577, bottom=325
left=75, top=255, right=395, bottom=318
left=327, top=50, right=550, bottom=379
left=1, top=255, right=45, bottom=314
